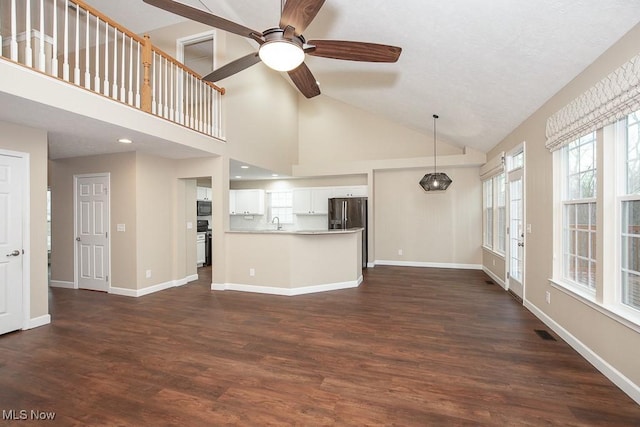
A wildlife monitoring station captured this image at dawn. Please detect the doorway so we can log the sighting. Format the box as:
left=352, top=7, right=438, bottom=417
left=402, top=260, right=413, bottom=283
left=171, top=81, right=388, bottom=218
left=0, top=152, right=27, bottom=335
left=74, top=174, right=110, bottom=292
left=177, top=31, right=216, bottom=76
left=506, top=145, right=525, bottom=301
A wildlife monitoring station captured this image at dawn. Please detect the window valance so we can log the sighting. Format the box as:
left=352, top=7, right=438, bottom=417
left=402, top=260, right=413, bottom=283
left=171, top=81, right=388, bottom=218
left=545, top=52, right=640, bottom=152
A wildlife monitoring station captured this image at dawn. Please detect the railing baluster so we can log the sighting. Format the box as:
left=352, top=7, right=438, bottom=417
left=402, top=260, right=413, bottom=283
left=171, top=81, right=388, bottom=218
left=128, top=38, right=133, bottom=105
left=52, top=0, right=58, bottom=77
left=94, top=16, right=100, bottom=92
left=169, top=63, right=174, bottom=120
left=73, top=3, right=80, bottom=84
left=25, top=0, right=32, bottom=67
left=38, top=0, right=45, bottom=72
left=112, top=27, right=118, bottom=99
left=10, top=0, right=18, bottom=61
left=135, top=40, right=141, bottom=108
left=163, top=57, right=169, bottom=118
left=120, top=32, right=125, bottom=102
left=103, top=21, right=109, bottom=96
left=151, top=51, right=156, bottom=114
left=158, top=55, right=164, bottom=117
left=84, top=8, right=90, bottom=89
left=63, top=0, right=69, bottom=80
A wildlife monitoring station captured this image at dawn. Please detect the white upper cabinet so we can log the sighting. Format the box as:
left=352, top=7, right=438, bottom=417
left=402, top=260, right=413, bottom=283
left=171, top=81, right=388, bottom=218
left=293, top=188, right=332, bottom=215
left=229, top=189, right=265, bottom=215
left=197, top=186, right=212, bottom=201
left=331, top=186, right=368, bottom=198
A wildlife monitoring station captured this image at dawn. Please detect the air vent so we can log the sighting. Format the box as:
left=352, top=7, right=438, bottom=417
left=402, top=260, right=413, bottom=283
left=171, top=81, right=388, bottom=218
left=534, top=329, right=556, bottom=341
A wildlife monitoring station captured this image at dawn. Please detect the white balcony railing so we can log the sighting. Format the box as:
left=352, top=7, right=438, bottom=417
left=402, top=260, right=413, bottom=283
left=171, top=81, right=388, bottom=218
left=0, top=0, right=225, bottom=139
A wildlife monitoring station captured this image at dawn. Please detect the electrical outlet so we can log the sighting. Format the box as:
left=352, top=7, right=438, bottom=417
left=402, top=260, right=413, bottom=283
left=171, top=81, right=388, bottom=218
left=398, top=249, right=403, bottom=256
left=545, top=291, right=551, bottom=304
left=527, top=224, right=532, bottom=234
left=492, top=259, right=496, bottom=266
left=249, top=268, right=255, bottom=277
left=146, top=269, right=152, bottom=278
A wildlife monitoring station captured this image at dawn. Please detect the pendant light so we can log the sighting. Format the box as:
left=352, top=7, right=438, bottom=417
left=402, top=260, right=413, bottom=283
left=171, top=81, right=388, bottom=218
left=419, top=114, right=452, bottom=191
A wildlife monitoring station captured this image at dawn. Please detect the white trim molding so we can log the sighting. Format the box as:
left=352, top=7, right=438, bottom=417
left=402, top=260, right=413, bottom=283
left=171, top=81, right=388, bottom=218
left=525, top=300, right=640, bottom=405
left=24, top=314, right=51, bottom=330
left=109, top=275, right=198, bottom=298
left=212, top=276, right=363, bottom=296
left=49, top=280, right=75, bottom=289
left=482, top=267, right=506, bottom=290
left=375, top=260, right=482, bottom=270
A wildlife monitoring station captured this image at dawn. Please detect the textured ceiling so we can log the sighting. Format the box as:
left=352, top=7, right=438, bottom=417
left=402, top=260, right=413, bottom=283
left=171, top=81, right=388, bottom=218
left=84, top=0, right=640, bottom=153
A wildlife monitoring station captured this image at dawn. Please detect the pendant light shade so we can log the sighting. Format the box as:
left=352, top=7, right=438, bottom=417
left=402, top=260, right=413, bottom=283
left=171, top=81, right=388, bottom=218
left=419, top=114, right=452, bottom=191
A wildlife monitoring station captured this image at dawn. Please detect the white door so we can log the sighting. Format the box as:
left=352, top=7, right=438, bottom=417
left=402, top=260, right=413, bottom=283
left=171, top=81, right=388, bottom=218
left=0, top=154, right=24, bottom=335
left=76, top=175, right=110, bottom=292
left=507, top=151, right=525, bottom=300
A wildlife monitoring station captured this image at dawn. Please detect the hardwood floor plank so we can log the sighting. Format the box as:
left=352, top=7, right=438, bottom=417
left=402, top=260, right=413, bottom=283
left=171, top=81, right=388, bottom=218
left=0, top=265, right=638, bottom=425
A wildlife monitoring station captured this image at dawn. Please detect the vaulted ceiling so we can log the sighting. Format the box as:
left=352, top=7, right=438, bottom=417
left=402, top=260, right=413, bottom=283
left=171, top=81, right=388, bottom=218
left=81, top=1, right=640, bottom=152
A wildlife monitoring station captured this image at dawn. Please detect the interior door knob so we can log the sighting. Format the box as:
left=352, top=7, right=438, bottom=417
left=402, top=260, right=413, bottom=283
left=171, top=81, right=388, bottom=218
left=76, top=237, right=81, bottom=241
left=6, top=250, right=20, bottom=257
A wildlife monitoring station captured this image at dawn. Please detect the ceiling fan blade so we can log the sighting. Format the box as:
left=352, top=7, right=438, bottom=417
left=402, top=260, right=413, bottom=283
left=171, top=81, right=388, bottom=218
left=307, top=40, right=402, bottom=62
left=143, top=0, right=261, bottom=40
left=288, top=63, right=321, bottom=98
left=203, top=53, right=261, bottom=82
left=280, top=0, right=326, bottom=36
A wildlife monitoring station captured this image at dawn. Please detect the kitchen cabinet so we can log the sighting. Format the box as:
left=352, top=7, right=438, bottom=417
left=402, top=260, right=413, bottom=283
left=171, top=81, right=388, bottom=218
left=196, top=233, right=206, bottom=266
left=293, top=188, right=332, bottom=214
left=197, top=186, right=212, bottom=201
left=229, top=189, right=265, bottom=215
left=331, top=185, right=367, bottom=198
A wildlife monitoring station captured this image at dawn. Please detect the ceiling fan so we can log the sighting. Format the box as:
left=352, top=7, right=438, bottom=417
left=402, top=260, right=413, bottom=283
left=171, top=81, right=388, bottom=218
left=142, top=0, right=402, bottom=98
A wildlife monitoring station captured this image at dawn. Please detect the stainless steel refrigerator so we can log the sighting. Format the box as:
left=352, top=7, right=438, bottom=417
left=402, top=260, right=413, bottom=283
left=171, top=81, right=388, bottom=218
left=328, top=197, right=368, bottom=268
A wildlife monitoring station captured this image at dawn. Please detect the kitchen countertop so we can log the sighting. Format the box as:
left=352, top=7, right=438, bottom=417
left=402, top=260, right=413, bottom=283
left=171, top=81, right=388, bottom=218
left=226, top=228, right=363, bottom=235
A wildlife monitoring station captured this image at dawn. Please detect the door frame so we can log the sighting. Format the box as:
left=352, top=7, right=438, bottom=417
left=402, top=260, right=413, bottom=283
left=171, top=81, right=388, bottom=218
left=0, top=149, right=31, bottom=329
left=73, top=173, right=111, bottom=291
left=505, top=143, right=526, bottom=302
left=176, top=30, right=217, bottom=70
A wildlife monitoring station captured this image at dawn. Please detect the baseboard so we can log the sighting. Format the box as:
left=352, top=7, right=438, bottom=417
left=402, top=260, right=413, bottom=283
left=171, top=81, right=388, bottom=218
left=109, top=275, right=196, bottom=298
left=24, top=314, right=51, bottom=330
left=525, top=300, right=640, bottom=405
left=174, top=274, right=199, bottom=287
left=375, top=260, right=482, bottom=270
left=482, top=267, right=507, bottom=289
left=212, top=276, right=363, bottom=296
left=49, top=280, right=75, bottom=289
left=367, top=262, right=376, bottom=268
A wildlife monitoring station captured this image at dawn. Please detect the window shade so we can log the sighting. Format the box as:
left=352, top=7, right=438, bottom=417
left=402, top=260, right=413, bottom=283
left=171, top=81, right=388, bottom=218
left=480, top=152, right=505, bottom=180
left=545, top=52, right=640, bottom=152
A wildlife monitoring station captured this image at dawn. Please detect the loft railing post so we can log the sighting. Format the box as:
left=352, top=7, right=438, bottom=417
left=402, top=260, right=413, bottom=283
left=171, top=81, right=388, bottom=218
left=141, top=34, right=152, bottom=113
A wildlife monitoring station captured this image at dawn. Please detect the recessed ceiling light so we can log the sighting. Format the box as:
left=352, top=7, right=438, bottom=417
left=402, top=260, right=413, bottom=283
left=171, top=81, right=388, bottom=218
left=272, top=174, right=279, bottom=177
left=118, top=138, right=133, bottom=144
left=235, top=175, right=242, bottom=179
left=240, top=165, right=250, bottom=169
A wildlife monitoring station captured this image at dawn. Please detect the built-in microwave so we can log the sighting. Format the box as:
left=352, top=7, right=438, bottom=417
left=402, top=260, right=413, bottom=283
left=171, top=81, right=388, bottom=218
left=197, top=200, right=212, bottom=216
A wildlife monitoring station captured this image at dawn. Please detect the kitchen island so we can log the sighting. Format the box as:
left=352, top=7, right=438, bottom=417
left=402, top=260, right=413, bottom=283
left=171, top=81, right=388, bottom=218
left=214, top=228, right=363, bottom=296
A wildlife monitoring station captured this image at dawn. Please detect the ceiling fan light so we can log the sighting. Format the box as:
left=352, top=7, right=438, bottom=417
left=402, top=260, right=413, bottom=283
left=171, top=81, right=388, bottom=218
left=259, top=40, right=305, bottom=72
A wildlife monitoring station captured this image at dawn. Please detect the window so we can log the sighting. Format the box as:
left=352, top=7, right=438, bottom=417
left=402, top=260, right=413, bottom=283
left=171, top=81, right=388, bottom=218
left=482, top=173, right=506, bottom=254
left=483, top=180, right=493, bottom=248
left=269, top=191, right=293, bottom=224
left=496, top=173, right=506, bottom=254
left=621, top=111, right=640, bottom=311
left=552, top=110, right=640, bottom=326
left=561, top=132, right=597, bottom=291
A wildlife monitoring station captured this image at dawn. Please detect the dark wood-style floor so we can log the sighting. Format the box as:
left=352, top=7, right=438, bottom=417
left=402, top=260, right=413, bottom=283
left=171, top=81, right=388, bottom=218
left=1, top=266, right=639, bottom=426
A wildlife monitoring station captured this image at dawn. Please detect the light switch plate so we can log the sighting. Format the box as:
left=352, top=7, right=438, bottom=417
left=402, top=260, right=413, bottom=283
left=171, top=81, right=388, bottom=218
left=117, top=224, right=126, bottom=232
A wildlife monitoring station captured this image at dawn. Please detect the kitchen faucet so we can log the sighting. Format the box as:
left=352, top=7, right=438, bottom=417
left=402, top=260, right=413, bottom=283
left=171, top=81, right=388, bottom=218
left=272, top=216, right=282, bottom=230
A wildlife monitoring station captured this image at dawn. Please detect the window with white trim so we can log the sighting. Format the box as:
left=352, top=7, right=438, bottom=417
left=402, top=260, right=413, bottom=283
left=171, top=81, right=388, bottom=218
left=269, top=191, right=293, bottom=224
left=482, top=173, right=506, bottom=254
left=561, top=132, right=597, bottom=291
left=496, top=173, right=506, bottom=254
left=483, top=180, right=493, bottom=248
left=620, top=111, right=640, bottom=311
